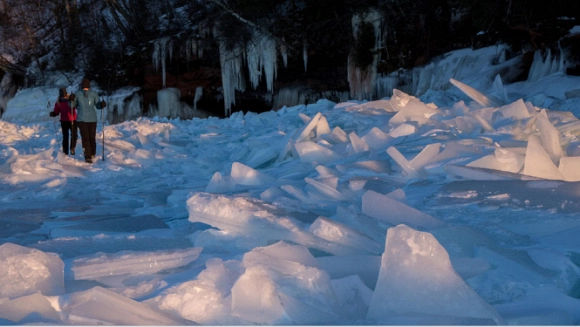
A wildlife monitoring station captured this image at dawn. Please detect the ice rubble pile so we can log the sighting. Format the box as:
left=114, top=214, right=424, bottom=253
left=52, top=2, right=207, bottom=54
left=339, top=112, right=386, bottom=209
left=1, top=78, right=580, bottom=324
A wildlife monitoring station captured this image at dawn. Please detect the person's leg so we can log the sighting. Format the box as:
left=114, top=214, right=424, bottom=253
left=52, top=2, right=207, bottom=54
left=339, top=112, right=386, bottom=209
left=88, top=122, right=97, bottom=158
left=77, top=122, right=93, bottom=162
left=60, top=121, right=69, bottom=155
left=70, top=122, right=78, bottom=155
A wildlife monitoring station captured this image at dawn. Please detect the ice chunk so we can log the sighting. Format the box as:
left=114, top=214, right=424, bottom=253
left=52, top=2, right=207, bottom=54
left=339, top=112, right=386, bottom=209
left=294, top=141, right=342, bottom=164
left=69, top=247, right=202, bottom=280
left=60, top=286, right=181, bottom=325
left=316, top=115, right=331, bottom=139
left=322, top=126, right=349, bottom=144
left=206, top=171, right=236, bottom=193
left=304, top=177, right=349, bottom=201
left=361, top=127, right=393, bottom=149
left=559, top=156, right=580, bottom=182
left=450, top=78, right=501, bottom=108
left=0, top=293, right=61, bottom=323
left=389, top=123, right=416, bottom=138
left=389, top=96, right=438, bottom=127
left=495, top=147, right=525, bottom=173
left=386, top=146, right=420, bottom=178
left=309, top=216, right=383, bottom=255
left=231, top=266, right=287, bottom=324
left=316, top=254, right=381, bottom=289
left=295, top=112, right=322, bottom=142
left=499, top=99, right=531, bottom=120
left=233, top=241, right=340, bottom=324
left=0, top=243, right=64, bottom=298
left=231, top=162, right=275, bottom=186
left=362, top=190, right=445, bottom=230
left=523, top=135, right=564, bottom=180
left=367, top=225, right=504, bottom=324
left=152, top=258, right=243, bottom=325
left=348, top=131, right=370, bottom=153
left=536, top=109, right=562, bottom=164
left=409, top=143, right=441, bottom=171
left=331, top=275, right=373, bottom=320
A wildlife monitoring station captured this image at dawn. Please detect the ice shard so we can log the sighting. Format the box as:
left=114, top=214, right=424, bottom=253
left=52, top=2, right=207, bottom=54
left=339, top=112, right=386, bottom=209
left=367, top=224, right=505, bottom=324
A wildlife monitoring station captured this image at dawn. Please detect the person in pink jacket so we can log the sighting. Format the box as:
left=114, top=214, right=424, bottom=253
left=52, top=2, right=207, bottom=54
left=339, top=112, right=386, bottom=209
left=50, top=88, right=78, bottom=155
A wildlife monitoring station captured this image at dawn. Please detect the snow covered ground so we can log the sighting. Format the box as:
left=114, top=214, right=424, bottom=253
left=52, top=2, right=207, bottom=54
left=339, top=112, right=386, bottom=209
left=1, top=45, right=580, bottom=325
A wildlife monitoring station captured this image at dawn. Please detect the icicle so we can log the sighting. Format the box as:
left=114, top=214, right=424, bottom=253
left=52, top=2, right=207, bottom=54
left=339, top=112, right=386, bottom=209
left=152, top=37, right=172, bottom=89
left=245, top=31, right=277, bottom=92
left=219, top=40, right=245, bottom=116
left=193, top=87, right=203, bottom=110
left=280, top=38, right=288, bottom=68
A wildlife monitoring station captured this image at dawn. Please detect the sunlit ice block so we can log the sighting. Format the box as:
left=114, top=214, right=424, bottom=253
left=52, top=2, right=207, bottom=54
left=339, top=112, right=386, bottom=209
left=304, top=177, right=350, bottom=201
left=348, top=131, right=370, bottom=153
left=498, top=98, right=531, bottom=120
left=309, top=216, right=383, bottom=255
left=559, top=156, right=580, bottom=181
left=362, top=190, right=445, bottom=230
left=523, top=135, right=564, bottom=180
left=59, top=286, right=182, bottom=325
left=536, top=109, right=563, bottom=164
left=232, top=241, right=340, bottom=324
left=321, top=126, right=349, bottom=144
left=231, top=162, right=275, bottom=186
left=0, top=243, right=64, bottom=299
left=294, top=141, right=342, bottom=164
left=362, top=127, right=393, bottom=149
left=389, top=96, right=438, bottom=127
left=294, top=112, right=322, bottom=143
left=367, top=225, right=505, bottom=324
left=467, top=147, right=525, bottom=174
left=0, top=293, right=61, bottom=324
left=69, top=247, right=202, bottom=281
left=152, top=257, right=243, bottom=325
left=389, top=123, right=416, bottom=138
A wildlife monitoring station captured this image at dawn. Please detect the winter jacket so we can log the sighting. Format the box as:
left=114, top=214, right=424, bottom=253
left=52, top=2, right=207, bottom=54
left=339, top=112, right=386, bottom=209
left=71, top=89, right=103, bottom=123
left=53, top=97, right=76, bottom=122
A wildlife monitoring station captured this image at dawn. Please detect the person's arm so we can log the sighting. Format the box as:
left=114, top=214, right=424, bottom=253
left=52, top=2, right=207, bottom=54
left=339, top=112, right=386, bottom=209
left=50, top=101, right=60, bottom=117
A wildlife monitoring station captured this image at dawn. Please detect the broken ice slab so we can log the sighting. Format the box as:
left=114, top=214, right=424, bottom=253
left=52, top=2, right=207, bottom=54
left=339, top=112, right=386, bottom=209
left=243, top=146, right=279, bottom=169
left=348, top=131, right=370, bottom=153
left=445, top=164, right=539, bottom=181
left=389, top=123, right=416, bottom=138
left=233, top=241, right=340, bottom=325
left=388, top=96, right=438, bottom=127
left=0, top=243, right=64, bottom=298
left=316, top=254, right=381, bottom=290
left=362, top=127, right=393, bottom=150
left=330, top=275, right=373, bottom=321
left=409, top=143, right=441, bottom=171
left=559, top=156, right=580, bottom=182
left=304, top=177, right=349, bottom=201
left=315, top=115, right=331, bottom=139
left=450, top=78, right=502, bottom=108
left=59, top=286, right=182, bottom=325
left=536, top=109, right=563, bottom=164
left=362, top=190, right=445, bottom=230
left=309, top=217, right=383, bottom=255
left=0, top=293, right=61, bottom=324
left=69, top=247, right=202, bottom=280
left=231, top=162, right=275, bottom=186
left=320, top=126, right=349, bottom=144
left=498, top=98, right=531, bottom=120
left=386, top=146, right=420, bottom=179
left=206, top=171, right=236, bottom=193
left=48, top=214, right=170, bottom=238
left=294, top=112, right=322, bottom=143
left=367, top=224, right=505, bottom=324
left=294, top=141, right=342, bottom=164
left=523, top=135, right=564, bottom=180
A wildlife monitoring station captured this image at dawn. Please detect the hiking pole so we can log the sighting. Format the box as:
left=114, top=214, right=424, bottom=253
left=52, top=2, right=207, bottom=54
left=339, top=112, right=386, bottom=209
left=101, top=98, right=105, bottom=161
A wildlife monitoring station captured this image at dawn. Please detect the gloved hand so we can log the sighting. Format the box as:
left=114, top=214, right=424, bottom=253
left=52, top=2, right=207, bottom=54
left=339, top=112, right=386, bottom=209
left=69, top=94, right=75, bottom=102
left=100, top=100, right=106, bottom=108
left=49, top=112, right=56, bottom=117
